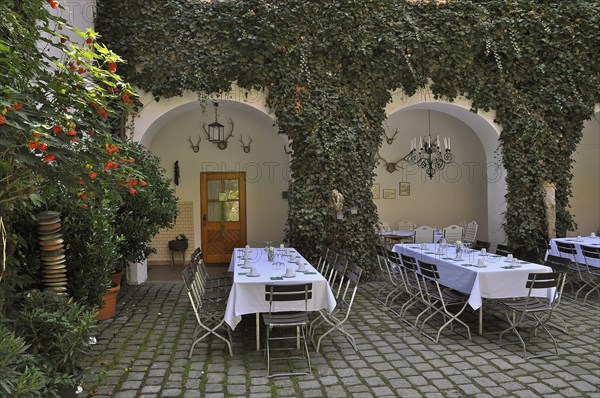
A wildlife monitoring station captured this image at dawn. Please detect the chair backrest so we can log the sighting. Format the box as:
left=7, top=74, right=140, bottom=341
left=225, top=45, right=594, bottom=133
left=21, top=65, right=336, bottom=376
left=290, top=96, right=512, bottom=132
left=398, top=220, right=415, bottom=230
left=338, top=263, right=363, bottom=313
left=581, top=245, right=600, bottom=263
left=414, top=226, right=435, bottom=243
left=495, top=244, right=512, bottom=256
left=442, top=225, right=464, bottom=244
left=472, top=240, right=491, bottom=250
left=264, top=283, right=313, bottom=309
left=555, top=241, right=577, bottom=259
left=316, top=246, right=330, bottom=273
left=191, top=247, right=202, bottom=263
left=526, top=272, right=561, bottom=290
left=329, top=255, right=349, bottom=298
left=463, top=221, right=478, bottom=244
left=543, top=254, right=572, bottom=272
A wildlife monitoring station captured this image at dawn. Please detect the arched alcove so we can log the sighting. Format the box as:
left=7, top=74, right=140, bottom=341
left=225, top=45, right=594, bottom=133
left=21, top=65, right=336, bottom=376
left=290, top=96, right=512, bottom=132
left=138, top=93, right=290, bottom=264
left=384, top=95, right=506, bottom=243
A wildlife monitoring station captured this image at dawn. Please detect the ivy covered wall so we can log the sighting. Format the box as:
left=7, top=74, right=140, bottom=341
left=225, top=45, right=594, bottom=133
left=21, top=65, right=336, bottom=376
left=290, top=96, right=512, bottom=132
left=96, top=0, right=600, bottom=269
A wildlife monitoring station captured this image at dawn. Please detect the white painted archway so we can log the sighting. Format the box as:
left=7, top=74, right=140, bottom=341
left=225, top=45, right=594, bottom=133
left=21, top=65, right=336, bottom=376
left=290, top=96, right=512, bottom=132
left=385, top=91, right=507, bottom=243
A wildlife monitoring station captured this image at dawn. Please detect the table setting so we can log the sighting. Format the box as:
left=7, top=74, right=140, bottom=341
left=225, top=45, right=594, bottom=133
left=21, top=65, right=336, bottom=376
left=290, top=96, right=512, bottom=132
left=224, top=246, right=337, bottom=349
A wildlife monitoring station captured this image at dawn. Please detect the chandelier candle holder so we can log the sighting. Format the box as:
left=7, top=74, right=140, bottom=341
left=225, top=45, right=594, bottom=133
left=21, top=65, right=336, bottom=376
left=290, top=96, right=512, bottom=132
left=406, top=110, right=454, bottom=179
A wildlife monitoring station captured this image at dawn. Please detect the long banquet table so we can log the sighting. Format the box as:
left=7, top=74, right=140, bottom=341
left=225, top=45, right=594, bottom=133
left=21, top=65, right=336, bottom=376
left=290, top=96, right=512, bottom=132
left=549, top=236, right=600, bottom=268
left=393, top=243, right=554, bottom=335
left=224, top=247, right=336, bottom=351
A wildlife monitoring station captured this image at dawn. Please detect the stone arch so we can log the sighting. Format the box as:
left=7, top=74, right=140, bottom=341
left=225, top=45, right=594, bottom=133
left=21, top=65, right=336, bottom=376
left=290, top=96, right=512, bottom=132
left=132, top=85, right=274, bottom=146
left=385, top=92, right=506, bottom=243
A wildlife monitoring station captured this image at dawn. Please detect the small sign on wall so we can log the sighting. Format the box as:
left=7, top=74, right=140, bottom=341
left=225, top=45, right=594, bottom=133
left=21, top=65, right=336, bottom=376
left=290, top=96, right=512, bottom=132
left=399, top=182, right=410, bottom=196
left=383, top=189, right=396, bottom=199
left=372, top=183, right=380, bottom=199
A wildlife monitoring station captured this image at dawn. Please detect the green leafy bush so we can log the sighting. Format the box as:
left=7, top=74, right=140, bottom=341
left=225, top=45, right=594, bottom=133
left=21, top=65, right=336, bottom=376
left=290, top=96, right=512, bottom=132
left=0, top=320, right=47, bottom=397
left=12, top=291, right=97, bottom=389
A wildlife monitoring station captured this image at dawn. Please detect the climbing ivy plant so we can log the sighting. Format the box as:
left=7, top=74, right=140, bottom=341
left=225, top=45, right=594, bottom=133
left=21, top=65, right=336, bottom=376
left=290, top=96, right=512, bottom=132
left=96, top=0, right=600, bottom=268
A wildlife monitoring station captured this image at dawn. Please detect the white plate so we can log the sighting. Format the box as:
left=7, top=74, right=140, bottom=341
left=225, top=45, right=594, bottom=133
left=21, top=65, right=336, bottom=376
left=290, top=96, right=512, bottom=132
left=473, top=264, right=487, bottom=268
left=247, top=274, right=260, bottom=277
left=282, top=275, right=295, bottom=278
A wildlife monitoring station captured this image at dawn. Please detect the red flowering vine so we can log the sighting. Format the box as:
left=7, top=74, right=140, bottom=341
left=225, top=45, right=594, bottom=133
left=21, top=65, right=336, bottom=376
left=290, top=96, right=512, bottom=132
left=47, top=0, right=59, bottom=9
left=43, top=153, right=56, bottom=163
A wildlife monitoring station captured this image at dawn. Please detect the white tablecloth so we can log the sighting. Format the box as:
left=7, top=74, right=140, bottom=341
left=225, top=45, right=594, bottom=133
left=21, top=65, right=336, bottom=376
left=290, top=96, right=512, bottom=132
left=549, top=236, right=600, bottom=268
left=224, top=248, right=336, bottom=329
left=393, top=243, right=553, bottom=310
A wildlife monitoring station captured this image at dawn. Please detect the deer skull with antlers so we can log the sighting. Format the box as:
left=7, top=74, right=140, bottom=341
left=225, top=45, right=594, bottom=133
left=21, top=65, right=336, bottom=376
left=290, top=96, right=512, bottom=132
left=376, top=152, right=404, bottom=173
left=383, top=129, right=399, bottom=145
left=188, top=136, right=201, bottom=153
left=238, top=135, right=252, bottom=153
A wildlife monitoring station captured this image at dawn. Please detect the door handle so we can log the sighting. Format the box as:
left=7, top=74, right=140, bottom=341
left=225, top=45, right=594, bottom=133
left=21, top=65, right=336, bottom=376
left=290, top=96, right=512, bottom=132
left=203, top=214, right=206, bottom=226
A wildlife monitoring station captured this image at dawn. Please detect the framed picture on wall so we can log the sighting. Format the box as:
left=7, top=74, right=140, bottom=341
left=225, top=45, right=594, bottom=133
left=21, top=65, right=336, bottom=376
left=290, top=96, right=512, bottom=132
left=383, top=189, right=396, bottom=199
left=372, top=183, right=380, bottom=199
left=399, top=182, right=410, bottom=196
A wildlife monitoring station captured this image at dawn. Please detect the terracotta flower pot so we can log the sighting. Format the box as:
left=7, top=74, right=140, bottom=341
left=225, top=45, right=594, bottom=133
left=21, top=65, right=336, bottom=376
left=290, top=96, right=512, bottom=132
left=95, top=283, right=120, bottom=321
left=111, top=271, right=123, bottom=287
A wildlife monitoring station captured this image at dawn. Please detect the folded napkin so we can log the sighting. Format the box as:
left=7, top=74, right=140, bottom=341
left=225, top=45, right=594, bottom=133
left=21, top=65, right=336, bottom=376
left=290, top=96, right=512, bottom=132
left=442, top=257, right=453, bottom=260
left=238, top=272, right=248, bottom=275
left=303, top=272, right=317, bottom=275
left=461, top=263, right=473, bottom=267
left=270, top=276, right=283, bottom=280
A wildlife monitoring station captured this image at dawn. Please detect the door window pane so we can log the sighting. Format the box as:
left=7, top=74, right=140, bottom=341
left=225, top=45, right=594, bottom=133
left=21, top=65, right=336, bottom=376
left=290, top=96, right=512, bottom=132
left=207, top=202, right=222, bottom=222
left=224, top=201, right=239, bottom=222
left=224, top=179, right=239, bottom=200
left=207, top=180, right=220, bottom=201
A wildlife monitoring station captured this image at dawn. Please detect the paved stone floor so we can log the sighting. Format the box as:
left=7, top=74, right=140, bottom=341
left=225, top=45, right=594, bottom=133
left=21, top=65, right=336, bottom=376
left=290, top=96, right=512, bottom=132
left=81, top=280, right=599, bottom=398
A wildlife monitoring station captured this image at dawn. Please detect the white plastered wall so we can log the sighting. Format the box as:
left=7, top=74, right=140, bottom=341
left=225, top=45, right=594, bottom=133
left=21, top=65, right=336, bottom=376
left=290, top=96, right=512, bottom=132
left=571, top=110, right=600, bottom=235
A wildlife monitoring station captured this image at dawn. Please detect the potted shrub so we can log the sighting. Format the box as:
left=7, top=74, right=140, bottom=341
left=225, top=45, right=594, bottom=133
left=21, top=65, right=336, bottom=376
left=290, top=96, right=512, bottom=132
left=169, top=234, right=189, bottom=252
left=12, top=290, right=97, bottom=397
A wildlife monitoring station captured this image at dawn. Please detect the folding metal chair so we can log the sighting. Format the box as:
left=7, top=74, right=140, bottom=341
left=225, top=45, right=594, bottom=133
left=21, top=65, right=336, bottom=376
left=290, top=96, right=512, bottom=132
left=579, top=245, right=600, bottom=302
left=383, top=249, right=408, bottom=312
left=182, top=266, right=233, bottom=357
left=263, top=283, right=313, bottom=377
left=310, top=263, right=362, bottom=353
left=494, top=244, right=512, bottom=256
left=555, top=241, right=588, bottom=291
left=498, top=270, right=566, bottom=359
left=397, top=254, right=426, bottom=328
left=417, top=260, right=472, bottom=343
left=472, top=240, right=491, bottom=251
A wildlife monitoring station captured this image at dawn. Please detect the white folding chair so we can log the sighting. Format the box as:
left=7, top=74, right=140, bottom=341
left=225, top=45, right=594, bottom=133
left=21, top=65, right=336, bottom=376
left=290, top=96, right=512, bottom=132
left=414, top=225, right=435, bottom=243
left=442, top=225, right=464, bottom=244
left=463, top=221, right=478, bottom=245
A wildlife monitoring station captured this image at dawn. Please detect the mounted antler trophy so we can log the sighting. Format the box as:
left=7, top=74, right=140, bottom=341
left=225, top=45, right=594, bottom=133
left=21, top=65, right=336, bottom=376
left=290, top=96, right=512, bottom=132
left=383, top=129, right=399, bottom=145
left=376, top=152, right=404, bottom=173
left=188, top=136, right=201, bottom=153
left=202, top=102, right=235, bottom=150
left=238, top=135, right=252, bottom=153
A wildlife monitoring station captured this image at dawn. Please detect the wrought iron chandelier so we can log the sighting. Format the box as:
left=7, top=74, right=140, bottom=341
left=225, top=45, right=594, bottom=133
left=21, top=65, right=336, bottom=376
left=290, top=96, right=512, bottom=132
left=406, top=110, right=454, bottom=179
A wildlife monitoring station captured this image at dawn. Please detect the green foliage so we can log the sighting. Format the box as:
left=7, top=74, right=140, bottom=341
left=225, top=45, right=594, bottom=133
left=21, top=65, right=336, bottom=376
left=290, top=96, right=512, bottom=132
left=0, top=321, right=47, bottom=397
left=112, top=143, right=178, bottom=268
left=12, top=290, right=97, bottom=387
left=96, top=0, right=600, bottom=265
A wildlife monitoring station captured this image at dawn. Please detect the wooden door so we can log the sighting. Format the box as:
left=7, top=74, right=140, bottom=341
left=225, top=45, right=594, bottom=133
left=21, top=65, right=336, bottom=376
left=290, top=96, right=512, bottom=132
left=200, top=172, right=247, bottom=264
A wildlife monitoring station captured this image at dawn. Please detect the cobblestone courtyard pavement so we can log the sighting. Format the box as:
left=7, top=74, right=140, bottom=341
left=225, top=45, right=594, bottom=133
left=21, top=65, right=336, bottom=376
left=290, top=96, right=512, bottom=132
left=82, top=281, right=599, bottom=398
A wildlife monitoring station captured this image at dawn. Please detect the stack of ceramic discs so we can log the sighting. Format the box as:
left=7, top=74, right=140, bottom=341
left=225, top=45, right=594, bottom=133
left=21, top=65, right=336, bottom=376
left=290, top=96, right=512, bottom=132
left=37, top=211, right=68, bottom=294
